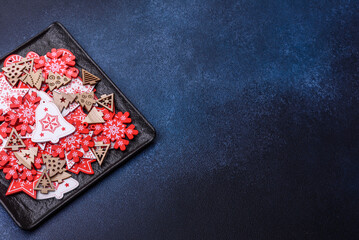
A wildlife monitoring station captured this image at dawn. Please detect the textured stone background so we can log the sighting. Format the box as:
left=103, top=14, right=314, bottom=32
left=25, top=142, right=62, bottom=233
left=0, top=0, right=358, bottom=239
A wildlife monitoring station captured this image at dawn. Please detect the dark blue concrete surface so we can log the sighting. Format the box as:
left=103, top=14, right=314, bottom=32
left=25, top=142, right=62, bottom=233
left=0, top=0, right=358, bottom=239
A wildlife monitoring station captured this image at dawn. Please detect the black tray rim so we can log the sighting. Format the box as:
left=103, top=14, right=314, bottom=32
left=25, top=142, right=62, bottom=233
left=0, top=22, right=156, bottom=230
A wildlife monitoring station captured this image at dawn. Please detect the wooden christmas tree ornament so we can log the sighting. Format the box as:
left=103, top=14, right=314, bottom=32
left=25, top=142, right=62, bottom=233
left=53, top=92, right=77, bottom=112
left=34, top=169, right=55, bottom=194
left=47, top=71, right=71, bottom=91
left=76, top=92, right=96, bottom=112
left=4, top=128, right=26, bottom=150
left=42, top=154, right=66, bottom=177
left=50, top=171, right=71, bottom=183
left=19, top=70, right=34, bottom=87
left=2, top=63, right=26, bottom=86
left=82, top=69, right=101, bottom=85
left=14, top=147, right=38, bottom=169
left=91, top=141, right=110, bottom=166
left=20, top=69, right=45, bottom=90
left=96, top=94, right=114, bottom=112
left=16, top=58, right=34, bottom=72
left=83, top=107, right=105, bottom=124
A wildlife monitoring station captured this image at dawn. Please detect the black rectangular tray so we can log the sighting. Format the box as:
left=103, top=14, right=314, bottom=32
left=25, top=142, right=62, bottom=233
left=0, top=22, right=155, bottom=230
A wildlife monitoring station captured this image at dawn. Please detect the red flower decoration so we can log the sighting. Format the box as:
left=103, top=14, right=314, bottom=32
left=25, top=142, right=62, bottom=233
left=67, top=150, right=83, bottom=163
left=0, top=122, right=12, bottom=138
left=81, top=136, right=94, bottom=152
left=34, top=56, right=46, bottom=68
left=65, top=67, right=79, bottom=78
left=61, top=54, right=76, bottom=66
left=46, top=48, right=62, bottom=59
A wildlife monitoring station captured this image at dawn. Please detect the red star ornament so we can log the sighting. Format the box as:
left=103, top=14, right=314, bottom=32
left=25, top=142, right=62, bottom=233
left=67, top=158, right=96, bottom=175
left=6, top=170, right=41, bottom=199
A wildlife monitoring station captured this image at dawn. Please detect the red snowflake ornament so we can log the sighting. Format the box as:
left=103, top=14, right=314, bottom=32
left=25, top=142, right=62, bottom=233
left=117, top=112, right=132, bottom=123
left=33, top=154, right=44, bottom=169
left=43, top=58, right=68, bottom=78
left=60, top=133, right=82, bottom=151
left=18, top=101, right=37, bottom=125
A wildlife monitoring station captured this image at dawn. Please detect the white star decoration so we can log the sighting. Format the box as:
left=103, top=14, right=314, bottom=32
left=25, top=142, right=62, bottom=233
left=0, top=73, right=28, bottom=113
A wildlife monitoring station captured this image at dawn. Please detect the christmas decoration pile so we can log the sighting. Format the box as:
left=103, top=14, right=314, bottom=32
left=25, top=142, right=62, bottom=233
left=0, top=49, right=138, bottom=199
